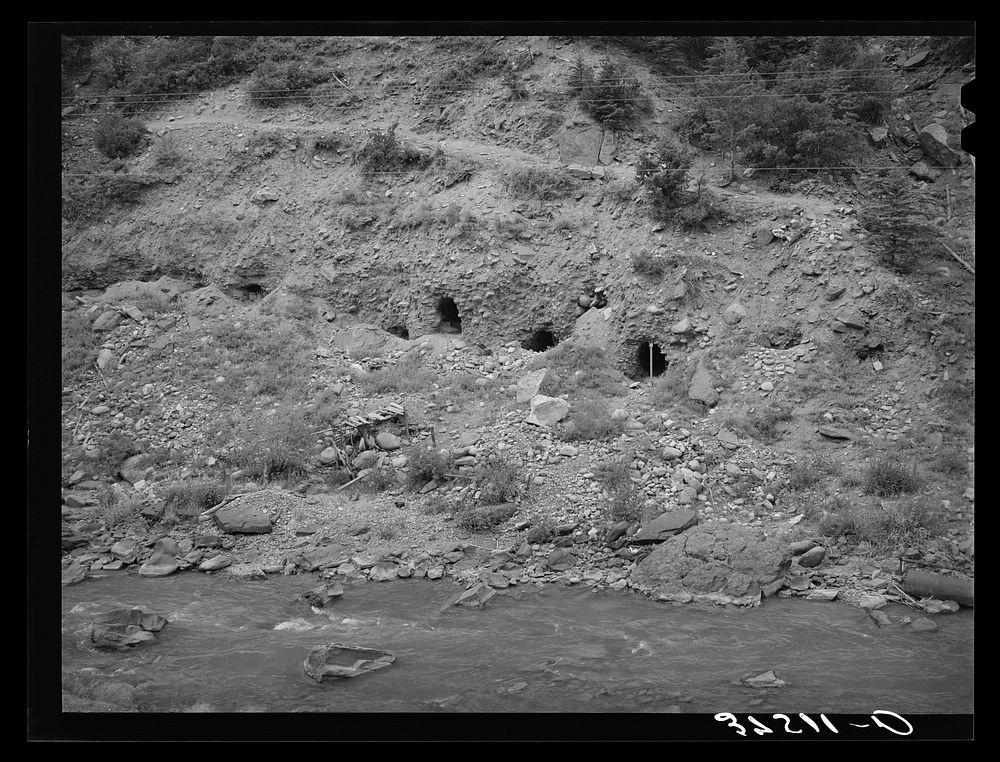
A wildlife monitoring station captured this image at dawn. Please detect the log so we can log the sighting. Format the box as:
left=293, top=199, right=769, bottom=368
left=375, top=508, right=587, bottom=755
left=940, top=242, right=975, bottom=275
left=900, top=568, right=974, bottom=608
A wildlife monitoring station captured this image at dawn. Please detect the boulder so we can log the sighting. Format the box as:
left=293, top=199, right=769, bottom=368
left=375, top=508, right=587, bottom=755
left=91, top=310, right=121, bottom=331
left=868, top=126, right=889, bottom=148
left=110, top=539, right=142, bottom=565
left=722, top=303, right=748, bottom=325
left=558, top=125, right=604, bottom=166
left=297, top=583, right=344, bottom=608
left=631, top=524, right=793, bottom=606
left=213, top=503, right=273, bottom=534
left=369, top=561, right=399, bottom=582
left=62, top=561, right=87, bottom=586
left=688, top=358, right=719, bottom=407
left=516, top=368, right=548, bottom=404
left=294, top=543, right=349, bottom=572
left=198, top=554, right=233, bottom=572
left=526, top=395, right=570, bottom=427
left=632, top=509, right=699, bottom=543
left=797, top=546, right=827, bottom=568
left=153, top=537, right=180, bottom=556
left=137, top=550, right=179, bottom=577
left=90, top=608, right=168, bottom=649
left=546, top=548, right=577, bottom=572
left=454, top=581, right=498, bottom=608
left=918, top=123, right=961, bottom=168
left=375, top=432, right=402, bottom=451
left=318, top=447, right=341, bottom=466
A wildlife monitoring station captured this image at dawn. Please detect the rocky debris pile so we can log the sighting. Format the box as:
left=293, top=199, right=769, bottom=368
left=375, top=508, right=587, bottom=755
left=737, top=343, right=815, bottom=396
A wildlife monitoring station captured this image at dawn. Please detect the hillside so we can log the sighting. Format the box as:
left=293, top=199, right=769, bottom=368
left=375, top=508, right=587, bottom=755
left=58, top=34, right=974, bottom=608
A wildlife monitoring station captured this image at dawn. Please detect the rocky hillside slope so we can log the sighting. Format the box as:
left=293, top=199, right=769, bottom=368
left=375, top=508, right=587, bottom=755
left=58, top=35, right=975, bottom=608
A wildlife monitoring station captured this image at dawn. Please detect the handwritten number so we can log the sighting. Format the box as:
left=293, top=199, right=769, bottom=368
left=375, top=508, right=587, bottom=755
left=714, top=713, right=746, bottom=737
left=773, top=714, right=802, bottom=734
left=871, top=710, right=913, bottom=736
left=748, top=716, right=773, bottom=735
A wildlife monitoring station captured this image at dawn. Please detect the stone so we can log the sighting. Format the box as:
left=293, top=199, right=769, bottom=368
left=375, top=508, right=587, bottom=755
left=90, top=608, right=168, bottom=649
left=295, top=544, right=348, bottom=572
left=818, top=426, right=855, bottom=440
left=868, top=126, right=889, bottom=147
left=688, top=358, right=719, bottom=407
left=633, top=510, right=699, bottom=543
left=199, top=554, right=233, bottom=572
left=631, top=524, right=793, bottom=607
left=901, top=49, right=929, bottom=68
left=354, top=450, right=380, bottom=470
left=908, top=616, right=939, bottom=632
left=910, top=160, right=942, bottom=182
left=62, top=561, right=87, bottom=586
left=922, top=599, right=961, bottom=615
left=516, top=368, right=547, bottom=403
left=805, top=589, right=839, bottom=601
left=858, top=594, right=887, bottom=610
left=742, top=670, right=786, bottom=688
left=558, top=125, right=603, bottom=166
left=375, top=432, right=402, bottom=451
left=546, top=548, right=577, bottom=572
left=96, top=348, right=114, bottom=369
left=918, top=123, right=961, bottom=168
left=661, top=447, right=682, bottom=460
left=671, top=316, right=691, bottom=334
left=722, top=302, right=747, bottom=325
left=789, top=540, right=817, bottom=555
left=119, top=454, right=148, bottom=485
left=154, top=537, right=180, bottom=556
left=91, top=310, right=121, bottom=331
left=110, top=539, right=142, bottom=564
left=296, top=583, right=344, bottom=607
left=137, top=551, right=179, bottom=577
left=797, top=546, right=826, bottom=568
left=526, top=395, right=570, bottom=427
left=318, top=447, right=341, bottom=465
left=214, top=503, right=272, bottom=534
left=759, top=381, right=774, bottom=392
left=369, top=561, right=399, bottom=582
left=558, top=445, right=578, bottom=457
left=451, top=582, right=498, bottom=608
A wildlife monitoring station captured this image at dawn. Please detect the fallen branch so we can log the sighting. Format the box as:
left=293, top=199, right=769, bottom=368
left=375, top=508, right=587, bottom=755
left=331, top=72, right=355, bottom=93
left=336, top=473, right=368, bottom=491
left=888, top=582, right=925, bottom=611
left=199, top=494, right=240, bottom=518
left=940, top=242, right=975, bottom=275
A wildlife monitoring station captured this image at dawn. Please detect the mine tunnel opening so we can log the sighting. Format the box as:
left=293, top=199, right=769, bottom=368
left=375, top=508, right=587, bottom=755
left=522, top=329, right=558, bottom=352
left=386, top=325, right=410, bottom=340
left=636, top=342, right=668, bottom=379
left=235, top=283, right=265, bottom=301
left=436, top=297, right=462, bottom=334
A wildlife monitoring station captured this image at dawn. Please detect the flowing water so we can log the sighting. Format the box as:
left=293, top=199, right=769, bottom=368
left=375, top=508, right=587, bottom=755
left=61, top=572, right=973, bottom=715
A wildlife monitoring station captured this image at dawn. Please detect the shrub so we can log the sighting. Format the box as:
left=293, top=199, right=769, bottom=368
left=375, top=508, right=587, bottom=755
left=355, top=127, right=437, bottom=174
left=863, top=456, right=921, bottom=497
left=573, top=57, right=650, bottom=130
left=357, top=356, right=438, bottom=394
left=228, top=408, right=314, bottom=482
left=503, top=166, right=578, bottom=200
left=722, top=403, right=794, bottom=444
left=532, top=342, right=623, bottom=397
left=93, top=115, right=147, bottom=159
left=560, top=397, right=625, bottom=442
left=97, top=488, right=144, bottom=529
left=454, top=501, right=518, bottom=532
left=162, top=480, right=230, bottom=521
left=820, top=496, right=943, bottom=551
left=405, top=446, right=454, bottom=488
left=635, top=139, right=694, bottom=217
left=62, top=172, right=155, bottom=222
left=474, top=454, right=525, bottom=505
left=153, top=132, right=184, bottom=167
left=92, top=434, right=141, bottom=478
left=630, top=251, right=669, bottom=279
left=357, top=464, right=398, bottom=494
left=593, top=457, right=644, bottom=523
left=62, top=311, right=98, bottom=384
left=248, top=59, right=330, bottom=105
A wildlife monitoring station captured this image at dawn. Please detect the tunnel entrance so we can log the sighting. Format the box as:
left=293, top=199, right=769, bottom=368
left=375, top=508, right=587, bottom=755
left=387, top=325, right=410, bottom=340
left=636, top=342, right=668, bottom=379
left=235, top=283, right=265, bottom=301
left=436, top=297, right=462, bottom=334
left=522, top=329, right=558, bottom=352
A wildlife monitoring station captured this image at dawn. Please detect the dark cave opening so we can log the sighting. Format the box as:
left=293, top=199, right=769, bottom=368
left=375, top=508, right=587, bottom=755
left=436, top=297, right=462, bottom=334
left=522, top=329, right=558, bottom=352
left=636, top=342, right=668, bottom=378
left=387, top=325, right=410, bottom=340
left=236, top=283, right=265, bottom=301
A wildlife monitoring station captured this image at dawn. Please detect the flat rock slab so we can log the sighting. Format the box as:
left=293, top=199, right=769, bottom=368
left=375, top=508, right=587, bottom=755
left=632, top=509, right=699, bottom=543
left=516, top=368, right=548, bottom=404
left=632, top=524, right=793, bottom=606
left=688, top=358, right=719, bottom=407
left=526, top=395, right=570, bottom=427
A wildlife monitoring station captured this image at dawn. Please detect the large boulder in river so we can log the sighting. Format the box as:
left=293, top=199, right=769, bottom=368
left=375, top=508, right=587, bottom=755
left=630, top=524, right=793, bottom=606
left=89, top=607, right=168, bottom=649
left=213, top=503, right=272, bottom=534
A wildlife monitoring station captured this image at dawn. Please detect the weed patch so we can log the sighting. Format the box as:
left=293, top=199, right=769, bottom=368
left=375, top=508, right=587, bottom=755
left=162, top=480, right=230, bottom=521
left=863, top=456, right=922, bottom=497
left=531, top=342, right=623, bottom=397
left=474, top=454, right=525, bottom=505
left=503, top=166, right=578, bottom=200
left=560, top=397, right=625, bottom=442
left=722, top=403, right=793, bottom=444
